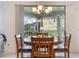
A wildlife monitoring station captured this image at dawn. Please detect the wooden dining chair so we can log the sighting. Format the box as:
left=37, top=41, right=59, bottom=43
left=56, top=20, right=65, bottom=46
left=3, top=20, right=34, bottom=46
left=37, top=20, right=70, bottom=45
left=31, top=37, right=54, bottom=58
left=53, top=34, right=71, bottom=58
left=15, top=34, right=32, bottom=58
left=34, top=32, right=48, bottom=36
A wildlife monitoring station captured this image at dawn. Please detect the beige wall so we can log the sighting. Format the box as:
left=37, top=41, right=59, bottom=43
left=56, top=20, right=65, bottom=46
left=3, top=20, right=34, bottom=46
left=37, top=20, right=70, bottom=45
left=0, top=2, right=4, bottom=33
left=1, top=2, right=16, bottom=54
left=66, top=3, right=79, bottom=53
left=0, top=1, right=79, bottom=54
left=15, top=5, right=24, bottom=36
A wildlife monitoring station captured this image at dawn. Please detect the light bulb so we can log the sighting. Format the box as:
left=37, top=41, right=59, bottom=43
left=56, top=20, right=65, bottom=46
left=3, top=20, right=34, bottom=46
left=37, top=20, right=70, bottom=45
left=45, top=9, right=50, bottom=14
left=38, top=5, right=43, bottom=11
left=48, top=7, right=52, bottom=11
left=32, top=7, right=37, bottom=12
left=37, top=10, right=40, bottom=14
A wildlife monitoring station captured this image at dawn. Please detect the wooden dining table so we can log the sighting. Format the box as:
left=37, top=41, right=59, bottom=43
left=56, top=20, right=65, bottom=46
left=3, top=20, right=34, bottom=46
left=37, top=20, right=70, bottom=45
left=24, top=36, right=63, bottom=46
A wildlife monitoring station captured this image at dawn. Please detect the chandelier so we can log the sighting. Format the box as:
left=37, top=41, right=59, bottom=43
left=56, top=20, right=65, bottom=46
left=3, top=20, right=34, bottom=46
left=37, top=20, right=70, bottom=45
left=32, top=5, right=52, bottom=14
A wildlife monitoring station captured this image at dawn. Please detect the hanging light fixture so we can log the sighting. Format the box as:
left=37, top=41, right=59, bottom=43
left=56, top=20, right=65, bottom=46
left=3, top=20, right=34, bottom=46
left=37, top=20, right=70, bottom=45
left=32, top=5, right=52, bottom=14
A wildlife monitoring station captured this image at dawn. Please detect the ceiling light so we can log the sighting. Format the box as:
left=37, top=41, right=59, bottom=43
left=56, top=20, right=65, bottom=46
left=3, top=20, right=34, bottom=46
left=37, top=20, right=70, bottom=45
left=32, top=5, right=52, bottom=14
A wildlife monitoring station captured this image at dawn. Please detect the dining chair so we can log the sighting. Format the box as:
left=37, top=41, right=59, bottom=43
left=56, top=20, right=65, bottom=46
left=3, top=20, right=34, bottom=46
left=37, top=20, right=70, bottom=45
left=31, top=37, right=54, bottom=58
left=53, top=34, right=71, bottom=58
left=34, top=32, right=48, bottom=36
left=15, top=34, right=32, bottom=58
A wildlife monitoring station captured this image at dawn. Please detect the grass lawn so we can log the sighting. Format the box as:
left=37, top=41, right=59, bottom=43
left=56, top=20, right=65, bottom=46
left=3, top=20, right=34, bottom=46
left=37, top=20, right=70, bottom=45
left=24, top=29, right=64, bottom=37
left=41, top=30, right=64, bottom=36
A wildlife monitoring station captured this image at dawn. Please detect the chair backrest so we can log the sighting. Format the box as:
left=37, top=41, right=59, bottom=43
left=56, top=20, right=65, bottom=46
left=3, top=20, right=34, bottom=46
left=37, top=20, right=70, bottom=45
left=31, top=37, right=54, bottom=58
left=15, top=34, right=24, bottom=50
left=64, top=34, right=71, bottom=49
left=34, top=32, right=48, bottom=36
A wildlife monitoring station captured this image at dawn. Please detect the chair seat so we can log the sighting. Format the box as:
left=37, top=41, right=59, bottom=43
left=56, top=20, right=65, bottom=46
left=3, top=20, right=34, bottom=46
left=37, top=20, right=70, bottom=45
left=54, top=48, right=68, bottom=52
left=19, top=48, right=32, bottom=52
left=18, top=45, right=32, bottom=52
left=54, top=47, right=65, bottom=50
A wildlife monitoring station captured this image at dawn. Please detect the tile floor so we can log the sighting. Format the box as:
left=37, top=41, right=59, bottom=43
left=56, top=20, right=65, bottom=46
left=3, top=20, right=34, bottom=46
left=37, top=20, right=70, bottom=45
left=0, top=52, right=79, bottom=58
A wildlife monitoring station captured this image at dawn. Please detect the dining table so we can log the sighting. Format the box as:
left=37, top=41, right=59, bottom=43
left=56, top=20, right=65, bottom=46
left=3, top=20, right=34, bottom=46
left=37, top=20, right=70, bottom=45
left=24, top=36, right=63, bottom=46
left=24, top=35, right=63, bottom=58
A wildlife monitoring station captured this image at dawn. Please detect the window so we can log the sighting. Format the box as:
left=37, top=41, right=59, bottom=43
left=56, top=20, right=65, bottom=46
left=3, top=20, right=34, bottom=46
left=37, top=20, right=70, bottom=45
left=24, top=6, right=65, bottom=40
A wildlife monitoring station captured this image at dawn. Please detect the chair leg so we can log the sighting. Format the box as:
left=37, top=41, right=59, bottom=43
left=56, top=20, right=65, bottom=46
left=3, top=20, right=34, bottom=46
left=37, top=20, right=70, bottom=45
left=21, top=51, right=23, bottom=58
left=68, top=51, right=70, bottom=58
left=52, top=52, right=55, bottom=58
left=53, top=52, right=55, bottom=58
left=17, top=51, right=19, bottom=58
left=64, top=52, right=66, bottom=58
